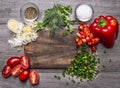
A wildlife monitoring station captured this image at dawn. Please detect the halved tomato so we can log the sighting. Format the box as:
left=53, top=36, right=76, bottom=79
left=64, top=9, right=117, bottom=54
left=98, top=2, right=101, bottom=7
left=2, top=65, right=11, bottom=78
left=21, top=55, right=30, bottom=69
left=7, top=56, right=20, bottom=67
left=19, top=69, right=30, bottom=82
left=11, top=64, right=23, bottom=77
left=29, top=70, right=39, bottom=85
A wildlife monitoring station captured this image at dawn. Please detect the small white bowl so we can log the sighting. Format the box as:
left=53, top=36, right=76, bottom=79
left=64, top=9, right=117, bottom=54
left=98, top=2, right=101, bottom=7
left=20, top=2, right=39, bottom=23
left=75, top=4, right=94, bottom=22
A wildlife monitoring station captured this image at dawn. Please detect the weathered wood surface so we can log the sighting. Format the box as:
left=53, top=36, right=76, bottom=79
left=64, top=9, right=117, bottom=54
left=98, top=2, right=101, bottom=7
left=0, top=72, right=120, bottom=88
left=0, top=0, right=120, bottom=88
left=24, top=29, right=76, bottom=69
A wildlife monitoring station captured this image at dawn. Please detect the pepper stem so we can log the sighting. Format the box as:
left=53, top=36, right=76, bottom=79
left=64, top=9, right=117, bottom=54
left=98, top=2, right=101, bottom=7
left=98, top=19, right=107, bottom=28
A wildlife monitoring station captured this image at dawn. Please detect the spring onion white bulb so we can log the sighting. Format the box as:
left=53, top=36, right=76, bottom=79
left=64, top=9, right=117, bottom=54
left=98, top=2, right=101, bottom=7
left=7, top=19, right=24, bottom=33
left=8, top=31, right=38, bottom=47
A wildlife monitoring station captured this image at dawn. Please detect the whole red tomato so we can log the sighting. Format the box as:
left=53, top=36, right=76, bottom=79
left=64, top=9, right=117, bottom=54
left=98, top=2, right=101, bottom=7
left=7, top=56, right=20, bottom=67
left=29, top=70, right=39, bottom=85
left=21, top=55, right=30, bottom=69
left=19, top=69, right=30, bottom=82
left=2, top=65, right=11, bottom=78
left=11, top=64, right=23, bottom=77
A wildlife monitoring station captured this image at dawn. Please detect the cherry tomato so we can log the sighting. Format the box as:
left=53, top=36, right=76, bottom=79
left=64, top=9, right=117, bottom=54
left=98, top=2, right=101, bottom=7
left=21, top=55, right=30, bottom=69
left=11, top=64, right=23, bottom=77
left=7, top=56, right=20, bottom=67
left=2, top=65, right=11, bottom=78
left=19, top=69, right=30, bottom=82
left=29, top=70, right=39, bottom=85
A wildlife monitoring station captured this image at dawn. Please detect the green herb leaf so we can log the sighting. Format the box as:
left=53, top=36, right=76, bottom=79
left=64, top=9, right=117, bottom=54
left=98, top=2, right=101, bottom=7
left=109, top=59, right=112, bottom=62
left=66, top=82, right=69, bottom=85
left=103, top=49, right=107, bottom=54
left=63, top=46, right=100, bottom=82
left=37, top=4, right=75, bottom=37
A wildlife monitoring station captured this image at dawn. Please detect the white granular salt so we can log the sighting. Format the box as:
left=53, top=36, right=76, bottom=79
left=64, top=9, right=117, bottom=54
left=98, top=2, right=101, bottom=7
left=76, top=4, right=93, bottom=22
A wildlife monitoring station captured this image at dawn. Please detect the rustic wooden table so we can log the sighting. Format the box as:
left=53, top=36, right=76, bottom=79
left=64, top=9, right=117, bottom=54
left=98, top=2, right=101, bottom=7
left=0, top=0, right=120, bottom=88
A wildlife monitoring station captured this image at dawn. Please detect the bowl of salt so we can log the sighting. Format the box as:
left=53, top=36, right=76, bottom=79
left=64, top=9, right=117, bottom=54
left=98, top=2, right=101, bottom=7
left=75, top=4, right=94, bottom=22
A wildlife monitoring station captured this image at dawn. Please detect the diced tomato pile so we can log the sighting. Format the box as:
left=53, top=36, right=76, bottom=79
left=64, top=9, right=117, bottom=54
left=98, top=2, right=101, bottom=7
left=2, top=55, right=39, bottom=85
left=74, top=22, right=100, bottom=52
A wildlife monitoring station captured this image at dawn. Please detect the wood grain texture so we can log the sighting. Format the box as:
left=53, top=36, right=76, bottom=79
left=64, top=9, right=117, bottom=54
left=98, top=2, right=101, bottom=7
left=0, top=0, right=120, bottom=23
left=24, top=29, right=76, bottom=68
left=0, top=71, right=120, bottom=88
left=0, top=0, right=120, bottom=88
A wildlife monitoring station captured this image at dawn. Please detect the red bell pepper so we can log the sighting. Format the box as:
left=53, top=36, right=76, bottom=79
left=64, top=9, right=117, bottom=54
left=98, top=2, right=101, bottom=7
left=90, top=15, right=119, bottom=48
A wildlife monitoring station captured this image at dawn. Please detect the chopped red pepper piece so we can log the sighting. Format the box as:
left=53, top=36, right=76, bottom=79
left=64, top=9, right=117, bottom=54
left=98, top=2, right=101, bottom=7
left=75, top=22, right=100, bottom=52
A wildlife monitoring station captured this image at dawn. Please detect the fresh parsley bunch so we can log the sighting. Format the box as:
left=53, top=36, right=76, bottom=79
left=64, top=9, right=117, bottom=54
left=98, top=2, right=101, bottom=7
left=37, top=4, right=75, bottom=37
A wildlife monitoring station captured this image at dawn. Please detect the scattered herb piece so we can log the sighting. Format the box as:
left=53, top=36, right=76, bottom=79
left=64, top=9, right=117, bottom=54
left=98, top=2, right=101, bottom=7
left=62, top=72, right=66, bottom=77
left=104, top=49, right=107, bottom=54
left=63, top=46, right=100, bottom=82
left=109, top=59, right=112, bottom=62
left=37, top=4, right=75, bottom=37
left=71, top=79, right=75, bottom=84
left=54, top=75, right=57, bottom=79
left=54, top=75, right=61, bottom=80
left=57, top=76, right=61, bottom=80
left=102, top=65, right=106, bottom=68
left=66, top=82, right=69, bottom=85
left=68, top=76, right=71, bottom=80
left=98, top=58, right=100, bottom=64
left=77, top=82, right=80, bottom=84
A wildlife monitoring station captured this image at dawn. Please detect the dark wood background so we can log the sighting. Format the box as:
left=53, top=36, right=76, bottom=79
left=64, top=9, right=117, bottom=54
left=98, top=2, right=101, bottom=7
left=0, top=0, right=120, bottom=88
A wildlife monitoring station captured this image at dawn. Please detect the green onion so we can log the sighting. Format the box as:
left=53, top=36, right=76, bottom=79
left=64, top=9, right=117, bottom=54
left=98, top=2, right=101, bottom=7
left=63, top=46, right=100, bottom=82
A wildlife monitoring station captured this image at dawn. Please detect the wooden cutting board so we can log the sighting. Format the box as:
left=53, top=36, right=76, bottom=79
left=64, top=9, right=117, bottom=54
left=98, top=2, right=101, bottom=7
left=24, top=29, right=77, bottom=69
